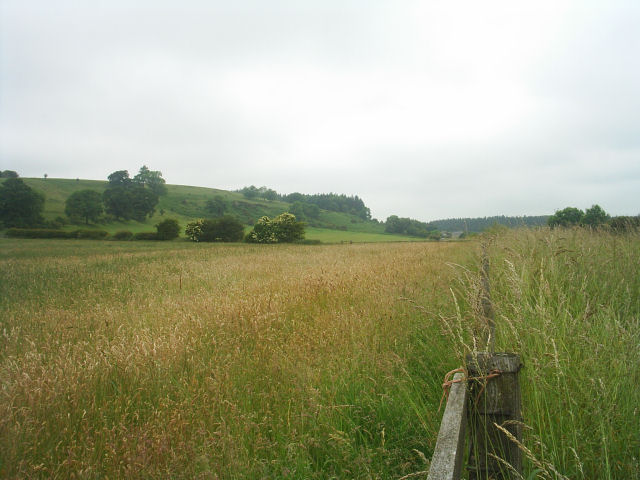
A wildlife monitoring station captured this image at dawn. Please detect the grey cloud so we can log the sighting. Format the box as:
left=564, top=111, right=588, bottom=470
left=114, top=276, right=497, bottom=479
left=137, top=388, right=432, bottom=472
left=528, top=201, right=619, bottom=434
left=1, top=0, right=639, bottom=221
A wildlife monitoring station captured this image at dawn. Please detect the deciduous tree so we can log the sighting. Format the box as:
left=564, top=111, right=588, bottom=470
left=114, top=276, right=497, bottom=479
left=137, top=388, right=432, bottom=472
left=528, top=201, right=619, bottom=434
left=583, top=204, right=610, bottom=227
left=0, top=178, right=44, bottom=227
left=548, top=207, right=584, bottom=227
left=65, top=189, right=103, bottom=224
left=103, top=170, right=159, bottom=221
left=134, top=165, right=167, bottom=196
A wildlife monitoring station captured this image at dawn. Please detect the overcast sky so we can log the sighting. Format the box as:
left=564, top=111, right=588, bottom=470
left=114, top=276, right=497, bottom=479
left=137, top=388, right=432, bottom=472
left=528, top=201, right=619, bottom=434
left=1, top=1, right=638, bottom=221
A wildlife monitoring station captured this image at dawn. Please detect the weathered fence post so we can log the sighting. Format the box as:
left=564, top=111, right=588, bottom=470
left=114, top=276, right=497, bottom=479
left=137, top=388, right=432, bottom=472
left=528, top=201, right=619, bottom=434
left=466, top=352, right=522, bottom=479
left=426, top=372, right=468, bottom=480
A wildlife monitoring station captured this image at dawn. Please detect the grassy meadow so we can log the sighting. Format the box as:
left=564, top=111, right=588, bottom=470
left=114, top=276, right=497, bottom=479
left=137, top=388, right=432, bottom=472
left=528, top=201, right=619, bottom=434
left=0, top=238, right=468, bottom=479
left=1, top=228, right=638, bottom=478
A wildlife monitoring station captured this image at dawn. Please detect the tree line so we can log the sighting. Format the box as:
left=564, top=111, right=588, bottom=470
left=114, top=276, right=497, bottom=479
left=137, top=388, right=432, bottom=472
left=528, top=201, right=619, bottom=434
left=0, top=166, right=167, bottom=229
left=237, top=185, right=372, bottom=220
left=429, top=215, right=550, bottom=233
left=0, top=169, right=308, bottom=243
left=547, top=204, right=640, bottom=230
left=384, top=215, right=440, bottom=239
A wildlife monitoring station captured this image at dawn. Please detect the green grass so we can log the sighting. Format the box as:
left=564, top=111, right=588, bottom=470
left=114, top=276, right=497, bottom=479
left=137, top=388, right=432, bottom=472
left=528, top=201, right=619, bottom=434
left=0, top=238, right=466, bottom=479
left=304, top=227, right=421, bottom=243
left=441, top=227, right=640, bottom=478
left=1, top=228, right=637, bottom=478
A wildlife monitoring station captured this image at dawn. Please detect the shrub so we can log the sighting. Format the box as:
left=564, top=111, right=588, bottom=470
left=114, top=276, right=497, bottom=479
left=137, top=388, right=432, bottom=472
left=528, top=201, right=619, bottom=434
left=203, top=216, right=244, bottom=242
left=6, top=228, right=75, bottom=239
left=185, top=216, right=244, bottom=242
left=76, top=229, right=109, bottom=239
left=155, top=218, right=180, bottom=240
left=295, top=239, right=322, bottom=245
left=185, top=219, right=204, bottom=242
left=112, top=230, right=134, bottom=241
left=45, top=219, right=65, bottom=229
left=133, top=232, right=158, bottom=241
left=246, top=213, right=305, bottom=243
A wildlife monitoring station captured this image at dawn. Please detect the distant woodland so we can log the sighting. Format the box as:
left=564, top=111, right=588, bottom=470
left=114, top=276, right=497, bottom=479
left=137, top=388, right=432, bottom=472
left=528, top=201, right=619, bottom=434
left=430, top=215, right=550, bottom=233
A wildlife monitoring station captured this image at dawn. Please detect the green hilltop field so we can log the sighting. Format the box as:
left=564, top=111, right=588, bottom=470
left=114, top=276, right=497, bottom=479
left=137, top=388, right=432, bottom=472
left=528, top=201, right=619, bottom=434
left=13, top=177, right=419, bottom=243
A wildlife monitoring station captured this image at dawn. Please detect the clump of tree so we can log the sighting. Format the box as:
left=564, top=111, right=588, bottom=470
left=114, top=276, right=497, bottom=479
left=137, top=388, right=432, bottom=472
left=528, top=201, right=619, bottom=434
left=548, top=205, right=610, bottom=228
left=65, top=189, right=103, bottom=224
left=185, top=216, right=245, bottom=242
left=385, top=215, right=440, bottom=239
left=237, top=185, right=372, bottom=220
left=286, top=192, right=370, bottom=220
left=103, top=167, right=165, bottom=221
left=238, top=185, right=279, bottom=201
left=112, top=230, right=134, bottom=241
left=290, top=201, right=320, bottom=220
left=245, top=213, right=305, bottom=243
left=0, top=178, right=45, bottom=228
left=0, top=170, right=19, bottom=178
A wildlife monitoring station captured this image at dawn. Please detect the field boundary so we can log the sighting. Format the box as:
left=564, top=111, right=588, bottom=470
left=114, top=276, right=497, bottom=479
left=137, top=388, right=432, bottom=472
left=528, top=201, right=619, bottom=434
left=427, top=248, right=523, bottom=480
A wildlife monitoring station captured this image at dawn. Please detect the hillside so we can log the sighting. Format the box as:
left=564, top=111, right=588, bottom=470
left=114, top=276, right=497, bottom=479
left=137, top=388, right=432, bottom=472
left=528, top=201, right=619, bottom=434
left=11, top=177, right=416, bottom=242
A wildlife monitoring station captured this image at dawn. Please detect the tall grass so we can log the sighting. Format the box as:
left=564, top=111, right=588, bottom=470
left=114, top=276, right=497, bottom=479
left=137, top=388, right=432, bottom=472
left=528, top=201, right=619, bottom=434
left=0, top=239, right=468, bottom=478
left=2, top=228, right=637, bottom=479
left=442, top=227, right=639, bottom=478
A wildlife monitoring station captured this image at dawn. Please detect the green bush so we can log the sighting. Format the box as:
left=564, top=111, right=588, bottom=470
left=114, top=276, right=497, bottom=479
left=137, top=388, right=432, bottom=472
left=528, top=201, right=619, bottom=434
left=5, top=228, right=75, bottom=239
left=246, top=213, right=305, bottom=243
left=185, top=216, right=244, bottom=242
left=155, top=218, right=180, bottom=240
left=112, top=230, right=134, bottom=241
left=44, top=219, right=64, bottom=229
left=133, top=232, right=158, bottom=241
left=76, top=229, right=109, bottom=239
left=295, top=239, right=322, bottom=245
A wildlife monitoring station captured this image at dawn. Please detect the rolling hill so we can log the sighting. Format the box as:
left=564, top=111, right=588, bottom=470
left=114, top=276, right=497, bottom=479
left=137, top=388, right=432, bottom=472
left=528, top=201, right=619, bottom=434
left=11, top=177, right=418, bottom=243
